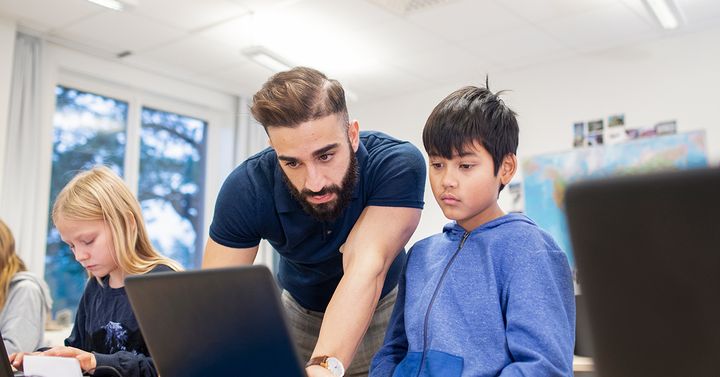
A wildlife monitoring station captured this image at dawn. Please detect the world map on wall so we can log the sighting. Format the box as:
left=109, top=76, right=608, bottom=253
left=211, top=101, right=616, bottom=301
left=522, top=130, right=708, bottom=269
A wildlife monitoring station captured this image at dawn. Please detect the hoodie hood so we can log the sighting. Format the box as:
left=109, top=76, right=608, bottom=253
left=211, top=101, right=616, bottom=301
left=442, top=212, right=536, bottom=239
left=10, top=271, right=53, bottom=312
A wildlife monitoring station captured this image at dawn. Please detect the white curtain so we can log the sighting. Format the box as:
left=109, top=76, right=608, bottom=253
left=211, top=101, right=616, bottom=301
left=233, top=96, right=276, bottom=270
left=0, top=33, right=45, bottom=276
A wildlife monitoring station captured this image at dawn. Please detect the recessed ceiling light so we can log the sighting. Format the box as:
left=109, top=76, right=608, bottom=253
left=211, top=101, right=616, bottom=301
left=643, top=0, right=683, bottom=30
left=242, top=46, right=293, bottom=72
left=241, top=46, right=360, bottom=102
left=87, top=0, right=137, bottom=11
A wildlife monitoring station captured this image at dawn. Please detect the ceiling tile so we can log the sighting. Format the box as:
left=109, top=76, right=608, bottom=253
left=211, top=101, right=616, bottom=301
left=251, top=0, right=386, bottom=42
left=407, top=0, right=528, bottom=41
left=393, top=44, right=497, bottom=84
left=0, top=0, right=101, bottom=31
left=224, top=0, right=297, bottom=12
left=537, top=2, right=659, bottom=53
left=53, top=11, right=186, bottom=54
left=615, top=0, right=720, bottom=34
left=140, top=34, right=249, bottom=75
left=676, top=0, right=720, bottom=26
left=460, top=25, right=571, bottom=65
left=496, top=0, right=623, bottom=23
left=345, top=19, right=448, bottom=62
left=3, top=0, right=720, bottom=102
left=222, top=1, right=394, bottom=76
left=197, top=14, right=256, bottom=50
left=302, top=0, right=397, bottom=32
left=133, top=0, right=250, bottom=31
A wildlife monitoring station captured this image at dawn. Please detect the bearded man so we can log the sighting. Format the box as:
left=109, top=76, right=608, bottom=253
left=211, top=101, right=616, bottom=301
left=203, top=67, right=426, bottom=377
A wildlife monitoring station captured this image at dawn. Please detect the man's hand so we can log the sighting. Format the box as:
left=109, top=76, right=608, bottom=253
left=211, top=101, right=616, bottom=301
left=41, top=346, right=97, bottom=373
left=306, top=365, right=336, bottom=377
left=8, top=351, right=41, bottom=371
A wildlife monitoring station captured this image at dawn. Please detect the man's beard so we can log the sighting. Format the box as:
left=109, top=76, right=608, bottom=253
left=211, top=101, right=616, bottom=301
left=281, top=149, right=359, bottom=222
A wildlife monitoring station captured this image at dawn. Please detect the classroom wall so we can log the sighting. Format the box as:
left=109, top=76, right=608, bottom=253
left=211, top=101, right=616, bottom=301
left=353, top=24, right=720, bottom=244
left=0, top=16, right=16, bottom=199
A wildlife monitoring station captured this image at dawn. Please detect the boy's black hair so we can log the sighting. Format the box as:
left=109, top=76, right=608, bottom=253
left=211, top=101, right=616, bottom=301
left=422, top=78, right=519, bottom=192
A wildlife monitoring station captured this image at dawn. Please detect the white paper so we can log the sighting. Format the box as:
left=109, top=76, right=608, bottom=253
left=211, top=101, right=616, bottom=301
left=23, top=355, right=83, bottom=377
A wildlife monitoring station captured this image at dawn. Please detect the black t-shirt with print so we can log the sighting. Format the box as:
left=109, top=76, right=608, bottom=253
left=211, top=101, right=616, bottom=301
left=65, top=264, right=172, bottom=377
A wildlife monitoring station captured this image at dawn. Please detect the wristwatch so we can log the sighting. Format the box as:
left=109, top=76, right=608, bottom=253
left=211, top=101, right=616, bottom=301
left=306, top=355, right=345, bottom=377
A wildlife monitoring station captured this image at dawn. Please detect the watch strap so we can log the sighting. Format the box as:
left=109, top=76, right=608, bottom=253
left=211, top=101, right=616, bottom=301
left=306, top=355, right=329, bottom=369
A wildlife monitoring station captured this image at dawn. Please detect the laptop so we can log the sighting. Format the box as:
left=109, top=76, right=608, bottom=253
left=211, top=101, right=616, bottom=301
left=0, top=332, right=24, bottom=377
left=125, top=265, right=306, bottom=377
left=564, top=167, right=720, bottom=377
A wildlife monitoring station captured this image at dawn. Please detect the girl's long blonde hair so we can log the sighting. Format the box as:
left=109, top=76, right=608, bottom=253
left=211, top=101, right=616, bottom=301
left=0, top=219, right=27, bottom=309
left=51, top=166, right=182, bottom=279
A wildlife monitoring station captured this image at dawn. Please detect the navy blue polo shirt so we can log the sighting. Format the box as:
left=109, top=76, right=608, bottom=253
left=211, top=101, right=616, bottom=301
left=209, top=131, right=426, bottom=312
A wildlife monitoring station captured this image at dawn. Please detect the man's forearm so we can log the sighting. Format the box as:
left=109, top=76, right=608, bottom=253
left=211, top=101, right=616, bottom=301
left=309, top=206, right=420, bottom=373
left=311, top=261, right=387, bottom=368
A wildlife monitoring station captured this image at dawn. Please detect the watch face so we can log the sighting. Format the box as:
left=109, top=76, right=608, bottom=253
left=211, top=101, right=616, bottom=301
left=326, top=357, right=345, bottom=377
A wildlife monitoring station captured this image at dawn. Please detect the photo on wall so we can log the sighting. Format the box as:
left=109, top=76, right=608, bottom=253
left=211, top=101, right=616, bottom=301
left=573, top=122, right=586, bottom=148
left=588, top=119, right=604, bottom=134
left=587, top=119, right=604, bottom=146
left=587, top=134, right=604, bottom=146
left=655, top=120, right=677, bottom=135
left=606, top=114, right=627, bottom=144
left=626, top=128, right=640, bottom=140
left=608, top=114, right=625, bottom=128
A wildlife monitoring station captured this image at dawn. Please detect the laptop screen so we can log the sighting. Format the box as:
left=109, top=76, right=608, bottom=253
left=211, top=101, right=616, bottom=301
left=565, top=168, right=720, bottom=377
left=125, top=265, right=306, bottom=377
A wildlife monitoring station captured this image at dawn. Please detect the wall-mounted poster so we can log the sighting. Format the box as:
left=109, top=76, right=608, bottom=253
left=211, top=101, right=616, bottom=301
left=625, top=128, right=640, bottom=139
left=573, top=122, right=585, bottom=148
left=655, top=120, right=677, bottom=135
left=608, top=114, right=625, bottom=128
left=606, top=114, right=627, bottom=144
left=522, top=130, right=707, bottom=271
left=587, top=119, right=604, bottom=146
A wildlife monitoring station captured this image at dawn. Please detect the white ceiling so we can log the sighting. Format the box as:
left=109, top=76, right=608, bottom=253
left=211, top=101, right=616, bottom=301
left=1, top=0, right=719, bottom=102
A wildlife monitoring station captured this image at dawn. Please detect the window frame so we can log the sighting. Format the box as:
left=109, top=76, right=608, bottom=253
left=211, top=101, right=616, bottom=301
left=39, top=63, right=237, bottom=279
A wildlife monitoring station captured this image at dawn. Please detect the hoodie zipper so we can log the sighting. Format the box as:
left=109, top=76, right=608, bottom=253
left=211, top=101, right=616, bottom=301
left=415, top=231, right=470, bottom=377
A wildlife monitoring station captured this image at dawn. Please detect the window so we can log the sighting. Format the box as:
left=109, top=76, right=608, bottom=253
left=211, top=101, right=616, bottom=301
left=45, top=86, right=210, bottom=316
left=45, top=86, right=128, bottom=314
left=138, top=107, right=207, bottom=267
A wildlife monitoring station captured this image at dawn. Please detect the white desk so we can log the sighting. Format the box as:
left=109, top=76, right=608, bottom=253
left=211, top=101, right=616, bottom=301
left=573, top=355, right=594, bottom=372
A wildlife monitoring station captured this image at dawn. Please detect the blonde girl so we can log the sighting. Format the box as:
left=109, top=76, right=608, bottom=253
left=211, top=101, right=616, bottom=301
left=0, top=219, right=52, bottom=354
left=11, top=166, right=181, bottom=377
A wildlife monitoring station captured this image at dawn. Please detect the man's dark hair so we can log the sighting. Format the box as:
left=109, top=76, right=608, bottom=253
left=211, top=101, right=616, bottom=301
left=251, top=66, right=349, bottom=130
left=422, top=78, right=519, bottom=192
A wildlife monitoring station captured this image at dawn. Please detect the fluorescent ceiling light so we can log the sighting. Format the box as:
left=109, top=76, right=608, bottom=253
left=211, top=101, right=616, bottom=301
left=243, top=46, right=293, bottom=72
left=86, top=0, right=137, bottom=11
left=241, top=46, right=360, bottom=102
left=643, top=0, right=683, bottom=30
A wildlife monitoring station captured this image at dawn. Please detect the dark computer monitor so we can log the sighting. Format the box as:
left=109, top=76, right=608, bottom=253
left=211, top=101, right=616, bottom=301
left=565, top=167, right=720, bottom=377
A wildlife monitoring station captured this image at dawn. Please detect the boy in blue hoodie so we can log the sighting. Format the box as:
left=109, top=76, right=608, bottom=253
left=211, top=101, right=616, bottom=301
left=370, top=82, right=576, bottom=377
